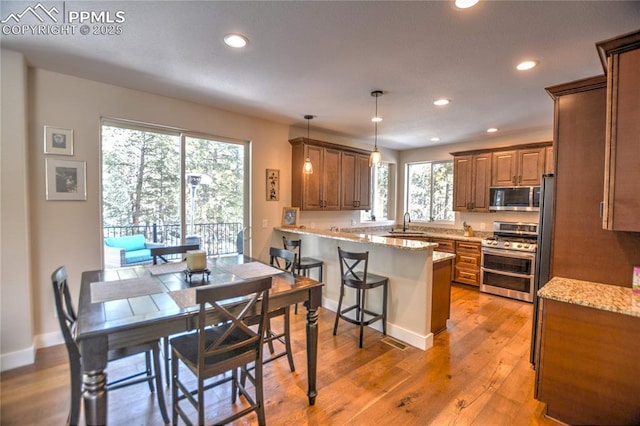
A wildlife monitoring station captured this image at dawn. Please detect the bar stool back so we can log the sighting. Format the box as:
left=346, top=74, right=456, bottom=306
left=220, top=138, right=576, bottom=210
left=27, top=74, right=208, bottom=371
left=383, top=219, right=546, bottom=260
left=334, top=247, right=389, bottom=348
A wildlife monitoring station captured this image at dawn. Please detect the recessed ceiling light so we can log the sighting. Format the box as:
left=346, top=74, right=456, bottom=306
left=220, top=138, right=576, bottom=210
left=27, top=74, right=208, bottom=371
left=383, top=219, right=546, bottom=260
left=455, top=0, right=480, bottom=9
left=487, top=128, right=498, bottom=133
left=371, top=117, right=383, bottom=123
left=433, top=99, right=451, bottom=106
left=430, top=137, right=441, bottom=142
left=516, top=60, right=538, bottom=71
left=223, top=33, right=248, bottom=48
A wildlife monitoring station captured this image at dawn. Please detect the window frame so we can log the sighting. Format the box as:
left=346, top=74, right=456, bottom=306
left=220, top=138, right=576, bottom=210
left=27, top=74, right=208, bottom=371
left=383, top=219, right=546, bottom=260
left=405, top=160, right=454, bottom=223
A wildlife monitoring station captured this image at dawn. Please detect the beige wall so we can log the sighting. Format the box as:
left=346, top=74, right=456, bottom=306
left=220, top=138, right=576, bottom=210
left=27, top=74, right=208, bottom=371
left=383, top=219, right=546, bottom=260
left=1, top=49, right=35, bottom=370
left=1, top=50, right=307, bottom=369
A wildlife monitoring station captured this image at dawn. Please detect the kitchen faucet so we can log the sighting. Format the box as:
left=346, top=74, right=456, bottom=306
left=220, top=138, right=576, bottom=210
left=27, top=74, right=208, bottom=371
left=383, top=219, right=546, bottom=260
left=403, top=212, right=411, bottom=232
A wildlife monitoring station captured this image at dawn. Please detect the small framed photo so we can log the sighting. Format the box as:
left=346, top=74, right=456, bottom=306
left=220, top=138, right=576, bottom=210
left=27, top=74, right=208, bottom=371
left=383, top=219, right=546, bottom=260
left=44, top=126, right=74, bottom=155
left=266, top=169, right=280, bottom=201
left=281, top=207, right=300, bottom=227
left=45, top=158, right=87, bottom=201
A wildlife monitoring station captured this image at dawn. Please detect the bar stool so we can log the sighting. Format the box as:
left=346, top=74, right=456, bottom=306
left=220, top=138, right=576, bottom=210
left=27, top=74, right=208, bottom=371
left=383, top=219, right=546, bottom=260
left=283, top=237, right=324, bottom=313
left=333, top=247, right=389, bottom=348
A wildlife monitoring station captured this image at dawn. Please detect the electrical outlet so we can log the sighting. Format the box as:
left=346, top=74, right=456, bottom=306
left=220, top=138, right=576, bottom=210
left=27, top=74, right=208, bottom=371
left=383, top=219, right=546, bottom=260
left=262, top=219, right=268, bottom=229
left=351, top=219, right=356, bottom=226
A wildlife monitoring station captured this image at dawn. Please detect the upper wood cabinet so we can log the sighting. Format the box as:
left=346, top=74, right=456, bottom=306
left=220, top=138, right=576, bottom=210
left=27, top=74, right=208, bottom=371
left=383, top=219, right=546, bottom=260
left=291, top=139, right=341, bottom=210
left=491, top=147, right=546, bottom=186
left=452, top=153, right=491, bottom=212
left=341, top=152, right=371, bottom=210
left=597, top=30, right=640, bottom=232
left=544, top=146, right=554, bottom=175
left=290, top=137, right=371, bottom=211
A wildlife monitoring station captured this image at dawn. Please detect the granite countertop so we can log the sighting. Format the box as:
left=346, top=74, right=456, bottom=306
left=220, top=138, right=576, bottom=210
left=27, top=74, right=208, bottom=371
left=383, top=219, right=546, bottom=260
left=341, top=224, right=489, bottom=243
left=274, top=227, right=438, bottom=251
left=433, top=251, right=456, bottom=264
left=539, top=277, right=640, bottom=318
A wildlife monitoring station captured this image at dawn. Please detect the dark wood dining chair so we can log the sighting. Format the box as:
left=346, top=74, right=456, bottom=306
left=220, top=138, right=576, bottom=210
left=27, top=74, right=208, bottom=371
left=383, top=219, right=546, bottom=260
left=263, top=247, right=297, bottom=372
left=170, top=277, right=272, bottom=425
left=334, top=247, right=389, bottom=348
left=51, top=266, right=169, bottom=425
left=283, top=237, right=324, bottom=314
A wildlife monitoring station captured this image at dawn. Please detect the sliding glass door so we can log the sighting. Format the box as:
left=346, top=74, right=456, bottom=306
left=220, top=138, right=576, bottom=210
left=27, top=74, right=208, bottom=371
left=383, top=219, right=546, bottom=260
left=101, top=120, right=249, bottom=267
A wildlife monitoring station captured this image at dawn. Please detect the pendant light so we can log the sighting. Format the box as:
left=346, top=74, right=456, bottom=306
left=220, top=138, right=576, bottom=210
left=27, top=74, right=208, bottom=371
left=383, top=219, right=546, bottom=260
left=370, top=90, right=383, bottom=167
left=303, top=115, right=314, bottom=174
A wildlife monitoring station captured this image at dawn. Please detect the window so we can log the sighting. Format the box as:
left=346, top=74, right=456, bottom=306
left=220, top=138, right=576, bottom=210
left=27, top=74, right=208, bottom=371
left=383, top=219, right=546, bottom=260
left=406, top=161, right=454, bottom=222
left=362, top=163, right=390, bottom=221
left=101, top=120, right=249, bottom=264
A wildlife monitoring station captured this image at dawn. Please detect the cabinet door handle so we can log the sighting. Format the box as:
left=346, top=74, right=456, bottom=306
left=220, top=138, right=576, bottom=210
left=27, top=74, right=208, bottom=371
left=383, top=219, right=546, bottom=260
left=512, top=175, right=517, bottom=184
left=518, top=175, right=522, bottom=184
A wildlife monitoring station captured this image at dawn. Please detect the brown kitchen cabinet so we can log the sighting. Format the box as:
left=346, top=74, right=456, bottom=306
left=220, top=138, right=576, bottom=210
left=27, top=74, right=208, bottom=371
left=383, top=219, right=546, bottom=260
left=431, top=257, right=453, bottom=334
left=430, top=237, right=455, bottom=253
left=597, top=30, right=640, bottom=232
left=544, top=146, right=554, bottom=175
left=290, top=138, right=341, bottom=211
left=453, top=240, right=481, bottom=286
left=491, top=146, right=546, bottom=186
left=341, top=151, right=371, bottom=210
left=452, top=153, right=491, bottom=212
left=535, top=297, right=640, bottom=425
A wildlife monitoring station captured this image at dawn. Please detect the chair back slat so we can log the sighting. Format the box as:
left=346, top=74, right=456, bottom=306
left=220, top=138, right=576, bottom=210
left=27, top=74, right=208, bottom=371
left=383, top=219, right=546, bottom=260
left=51, top=266, right=80, bottom=360
left=282, top=237, right=303, bottom=258
left=338, top=247, right=370, bottom=285
left=269, top=247, right=296, bottom=273
left=195, top=277, right=272, bottom=370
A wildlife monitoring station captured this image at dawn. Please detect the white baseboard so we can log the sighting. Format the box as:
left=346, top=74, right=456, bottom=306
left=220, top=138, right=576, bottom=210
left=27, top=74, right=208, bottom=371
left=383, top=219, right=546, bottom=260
left=0, top=345, right=35, bottom=372
left=322, top=297, right=433, bottom=351
left=0, top=331, right=63, bottom=372
left=36, top=330, right=64, bottom=349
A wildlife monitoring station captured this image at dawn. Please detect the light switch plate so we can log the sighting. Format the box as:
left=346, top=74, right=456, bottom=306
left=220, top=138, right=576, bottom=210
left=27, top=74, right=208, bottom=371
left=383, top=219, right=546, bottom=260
left=262, top=219, right=268, bottom=228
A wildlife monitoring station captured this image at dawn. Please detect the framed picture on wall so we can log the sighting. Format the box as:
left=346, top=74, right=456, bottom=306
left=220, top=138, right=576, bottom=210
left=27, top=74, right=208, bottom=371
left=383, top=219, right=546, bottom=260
left=45, top=158, right=87, bottom=201
left=44, top=126, right=74, bottom=155
left=281, top=207, right=299, bottom=227
left=266, top=169, right=280, bottom=201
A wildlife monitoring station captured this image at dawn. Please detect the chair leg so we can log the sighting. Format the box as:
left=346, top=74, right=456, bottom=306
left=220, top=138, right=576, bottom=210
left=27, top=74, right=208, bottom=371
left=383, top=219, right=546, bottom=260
left=383, top=282, right=388, bottom=335
left=198, top=375, right=205, bottom=426
left=171, top=352, right=178, bottom=426
left=266, top=317, right=276, bottom=354
left=232, top=368, right=238, bottom=403
left=145, top=351, right=155, bottom=393
left=283, top=307, right=295, bottom=372
left=152, top=345, right=170, bottom=424
left=69, top=357, right=82, bottom=426
left=163, top=336, right=170, bottom=386
left=359, top=288, right=366, bottom=348
left=255, top=358, right=266, bottom=426
left=333, top=284, right=345, bottom=335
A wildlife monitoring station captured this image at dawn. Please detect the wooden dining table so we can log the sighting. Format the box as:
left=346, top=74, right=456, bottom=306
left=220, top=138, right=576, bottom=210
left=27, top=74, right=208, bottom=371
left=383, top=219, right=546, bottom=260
left=76, top=254, right=324, bottom=425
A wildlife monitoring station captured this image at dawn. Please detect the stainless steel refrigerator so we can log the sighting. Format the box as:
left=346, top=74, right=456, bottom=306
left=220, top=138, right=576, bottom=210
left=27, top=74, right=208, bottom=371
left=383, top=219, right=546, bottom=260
left=530, top=173, right=555, bottom=367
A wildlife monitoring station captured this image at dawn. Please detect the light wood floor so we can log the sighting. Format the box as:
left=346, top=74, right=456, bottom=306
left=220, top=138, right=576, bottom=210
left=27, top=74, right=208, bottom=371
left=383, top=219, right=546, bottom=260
left=1, top=284, right=559, bottom=425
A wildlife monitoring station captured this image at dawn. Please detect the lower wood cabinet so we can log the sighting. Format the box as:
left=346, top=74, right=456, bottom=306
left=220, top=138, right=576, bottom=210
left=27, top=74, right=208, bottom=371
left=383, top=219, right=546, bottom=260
left=535, top=299, right=640, bottom=425
left=453, top=241, right=481, bottom=286
left=431, top=257, right=452, bottom=334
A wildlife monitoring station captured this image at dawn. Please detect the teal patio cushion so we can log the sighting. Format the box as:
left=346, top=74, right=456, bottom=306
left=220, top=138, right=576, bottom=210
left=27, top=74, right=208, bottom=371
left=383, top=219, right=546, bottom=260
left=124, top=248, right=152, bottom=264
left=105, top=234, right=146, bottom=251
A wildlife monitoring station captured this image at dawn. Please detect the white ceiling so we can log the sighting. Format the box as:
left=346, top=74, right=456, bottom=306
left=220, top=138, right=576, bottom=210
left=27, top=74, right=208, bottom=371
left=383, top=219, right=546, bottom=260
left=2, top=1, right=639, bottom=150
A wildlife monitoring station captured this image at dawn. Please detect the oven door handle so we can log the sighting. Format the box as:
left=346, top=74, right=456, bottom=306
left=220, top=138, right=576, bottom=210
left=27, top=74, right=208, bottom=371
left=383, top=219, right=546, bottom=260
left=481, top=247, right=536, bottom=260
left=481, top=266, right=534, bottom=279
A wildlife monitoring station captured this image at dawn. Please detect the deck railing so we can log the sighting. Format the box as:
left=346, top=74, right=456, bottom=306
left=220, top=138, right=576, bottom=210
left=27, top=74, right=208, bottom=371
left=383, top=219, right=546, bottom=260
left=103, top=222, right=244, bottom=256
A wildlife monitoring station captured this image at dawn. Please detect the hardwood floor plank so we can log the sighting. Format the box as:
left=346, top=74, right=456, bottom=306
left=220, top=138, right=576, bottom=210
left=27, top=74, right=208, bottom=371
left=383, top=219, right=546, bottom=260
left=0, top=284, right=558, bottom=425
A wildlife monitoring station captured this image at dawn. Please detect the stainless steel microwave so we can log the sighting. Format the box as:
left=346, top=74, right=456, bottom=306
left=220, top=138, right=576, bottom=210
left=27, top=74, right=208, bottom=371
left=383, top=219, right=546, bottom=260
left=489, top=186, right=540, bottom=211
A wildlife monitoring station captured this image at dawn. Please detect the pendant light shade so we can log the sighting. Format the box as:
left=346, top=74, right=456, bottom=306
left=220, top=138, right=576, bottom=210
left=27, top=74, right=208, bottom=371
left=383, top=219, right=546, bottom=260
left=303, top=115, right=314, bottom=174
left=370, top=90, right=383, bottom=167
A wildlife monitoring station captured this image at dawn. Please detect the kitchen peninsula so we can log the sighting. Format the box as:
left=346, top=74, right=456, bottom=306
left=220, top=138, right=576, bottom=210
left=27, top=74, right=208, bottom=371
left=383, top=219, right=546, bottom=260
left=274, top=227, right=455, bottom=350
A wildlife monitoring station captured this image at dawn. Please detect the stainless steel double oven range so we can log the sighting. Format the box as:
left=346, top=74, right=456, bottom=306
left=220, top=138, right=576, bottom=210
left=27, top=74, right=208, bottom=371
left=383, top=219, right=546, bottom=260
left=480, top=221, right=538, bottom=302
